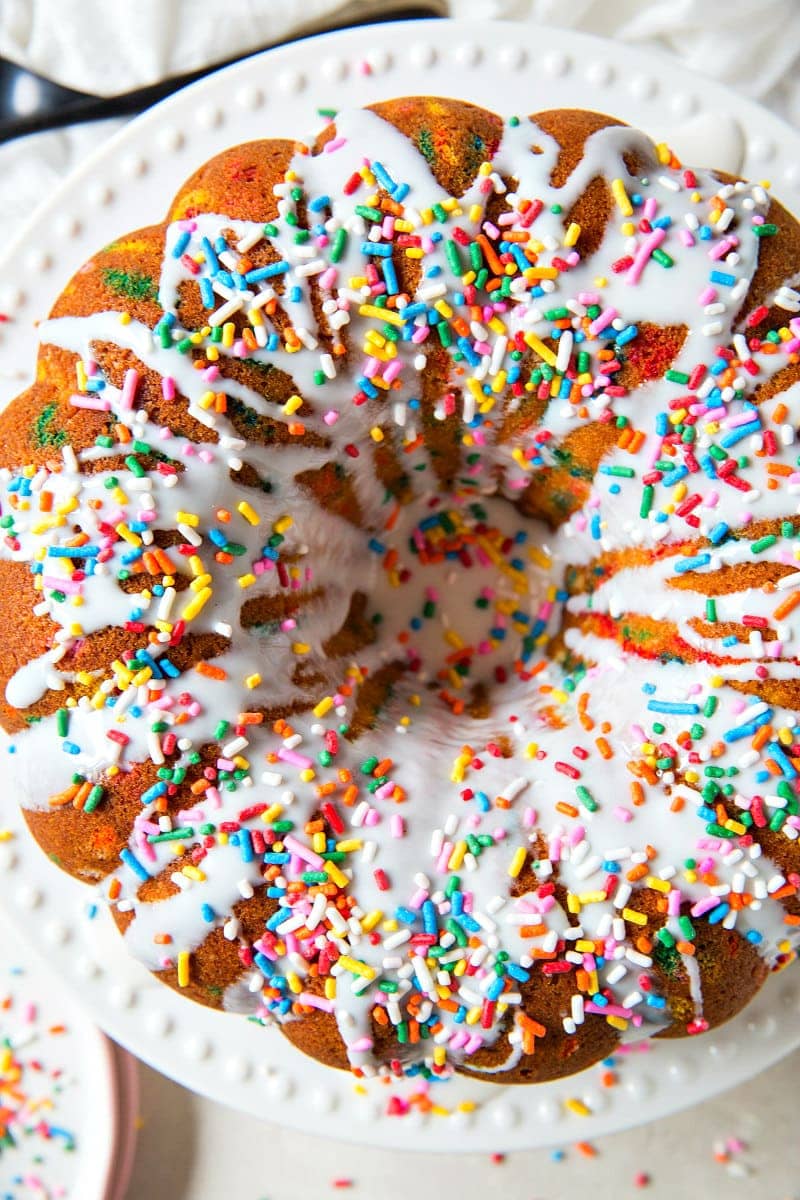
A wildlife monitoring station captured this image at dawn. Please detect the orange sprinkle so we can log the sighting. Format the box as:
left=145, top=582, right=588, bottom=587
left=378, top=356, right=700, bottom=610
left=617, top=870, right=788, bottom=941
left=195, top=661, right=227, bottom=680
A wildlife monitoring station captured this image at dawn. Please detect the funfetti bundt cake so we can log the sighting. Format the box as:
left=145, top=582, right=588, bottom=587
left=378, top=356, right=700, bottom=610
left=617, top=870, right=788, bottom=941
left=2, top=96, right=800, bottom=1087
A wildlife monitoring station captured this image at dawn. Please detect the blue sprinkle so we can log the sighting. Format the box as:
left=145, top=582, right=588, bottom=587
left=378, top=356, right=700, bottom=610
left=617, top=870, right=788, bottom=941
left=422, top=900, right=438, bottom=935
left=674, top=553, right=711, bottom=573
left=647, top=700, right=700, bottom=715
left=720, top=419, right=761, bottom=449
left=120, top=848, right=150, bottom=883
left=201, top=237, right=219, bottom=273
left=371, top=162, right=397, bottom=192
left=244, top=261, right=290, bottom=283
left=199, top=274, right=214, bottom=307
left=361, top=241, right=392, bottom=257
left=172, top=230, right=191, bottom=258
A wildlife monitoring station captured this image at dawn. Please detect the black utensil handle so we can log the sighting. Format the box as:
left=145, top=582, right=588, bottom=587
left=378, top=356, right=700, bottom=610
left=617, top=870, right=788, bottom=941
left=0, top=8, right=442, bottom=145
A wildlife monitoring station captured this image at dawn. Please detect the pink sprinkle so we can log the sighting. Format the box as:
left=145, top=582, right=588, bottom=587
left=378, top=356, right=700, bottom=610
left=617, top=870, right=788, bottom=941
left=162, top=376, right=176, bottom=400
left=120, top=367, right=139, bottom=410
left=69, top=393, right=111, bottom=411
left=588, top=306, right=618, bottom=336
left=283, top=834, right=324, bottom=868
left=298, top=992, right=334, bottom=1012
left=277, top=747, right=313, bottom=769
left=626, top=228, right=666, bottom=285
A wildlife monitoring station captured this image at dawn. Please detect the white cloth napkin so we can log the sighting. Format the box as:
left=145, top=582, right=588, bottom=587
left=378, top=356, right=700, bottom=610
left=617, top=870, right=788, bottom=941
left=2, top=0, right=799, bottom=240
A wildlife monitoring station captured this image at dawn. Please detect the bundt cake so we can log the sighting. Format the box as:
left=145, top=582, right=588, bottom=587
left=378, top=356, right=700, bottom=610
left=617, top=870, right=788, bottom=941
left=1, top=97, right=799, bottom=1086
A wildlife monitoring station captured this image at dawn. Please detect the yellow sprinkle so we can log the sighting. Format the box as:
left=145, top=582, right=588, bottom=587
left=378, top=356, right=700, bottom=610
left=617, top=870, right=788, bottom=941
left=273, top=515, right=293, bottom=535
left=291, top=642, right=310, bottom=655
left=622, top=907, right=648, bottom=926
left=370, top=426, right=385, bottom=442
left=282, top=394, right=303, bottom=415
left=287, top=972, right=303, bottom=995
left=577, top=891, right=607, bottom=905
left=313, top=697, right=334, bottom=718
left=222, top=322, right=235, bottom=348
left=182, top=865, right=206, bottom=882
left=361, top=910, right=383, bottom=933
left=523, top=331, right=557, bottom=367
left=646, top=876, right=671, bottom=893
left=245, top=673, right=261, bottom=689
left=565, top=1098, right=591, bottom=1117
left=606, top=1014, right=629, bottom=1032
left=524, top=266, right=559, bottom=280
left=491, top=370, right=507, bottom=394
left=611, top=178, right=633, bottom=217
left=324, top=977, right=337, bottom=1000
left=338, top=955, right=375, bottom=980
left=312, top=831, right=326, bottom=854
left=448, top=840, right=467, bottom=871
left=190, top=574, right=212, bottom=591
left=564, top=222, right=581, bottom=247
left=237, top=501, right=260, bottom=526
left=508, top=846, right=527, bottom=878
left=115, top=523, right=141, bottom=547
left=181, top=587, right=212, bottom=621
left=238, top=573, right=257, bottom=589
left=324, top=859, right=348, bottom=888
left=177, top=951, right=191, bottom=988
left=359, top=304, right=404, bottom=326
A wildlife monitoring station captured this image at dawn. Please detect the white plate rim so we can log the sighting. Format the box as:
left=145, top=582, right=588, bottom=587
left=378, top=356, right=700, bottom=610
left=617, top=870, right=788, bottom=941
left=1, top=17, right=799, bottom=1152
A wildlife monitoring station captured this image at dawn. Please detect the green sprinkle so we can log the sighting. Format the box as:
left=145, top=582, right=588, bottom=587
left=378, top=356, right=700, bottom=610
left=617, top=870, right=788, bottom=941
left=446, top=240, right=463, bottom=275
left=124, top=455, right=145, bottom=478
left=640, top=485, right=654, bottom=518
left=576, top=785, right=598, bottom=812
left=56, top=709, right=69, bottom=737
left=751, top=535, right=777, bottom=554
left=84, top=785, right=104, bottom=813
left=355, top=205, right=381, bottom=223
left=705, top=598, right=717, bottom=622
left=330, top=228, right=347, bottom=263
left=665, top=369, right=690, bottom=385
left=753, top=223, right=778, bottom=237
left=148, top=828, right=195, bottom=843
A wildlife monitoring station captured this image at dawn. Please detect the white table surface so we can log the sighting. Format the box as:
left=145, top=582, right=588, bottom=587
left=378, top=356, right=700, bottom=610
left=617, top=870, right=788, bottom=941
left=124, top=1048, right=800, bottom=1198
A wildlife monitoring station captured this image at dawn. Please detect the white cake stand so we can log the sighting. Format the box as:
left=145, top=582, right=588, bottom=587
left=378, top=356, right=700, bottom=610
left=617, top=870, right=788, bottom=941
left=0, top=18, right=799, bottom=1152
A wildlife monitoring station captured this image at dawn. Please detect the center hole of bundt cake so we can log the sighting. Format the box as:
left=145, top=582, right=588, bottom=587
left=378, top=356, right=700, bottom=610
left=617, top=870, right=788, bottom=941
left=364, top=490, right=554, bottom=712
